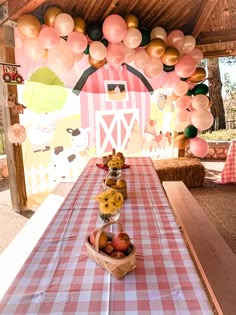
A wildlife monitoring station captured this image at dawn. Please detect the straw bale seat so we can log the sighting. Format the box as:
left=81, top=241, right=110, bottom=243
left=153, top=157, right=205, bottom=188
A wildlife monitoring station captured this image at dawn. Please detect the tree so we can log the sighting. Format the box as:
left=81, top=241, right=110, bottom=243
left=207, top=58, right=226, bottom=130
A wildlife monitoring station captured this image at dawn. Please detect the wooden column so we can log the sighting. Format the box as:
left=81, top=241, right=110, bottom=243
left=0, top=26, right=28, bottom=212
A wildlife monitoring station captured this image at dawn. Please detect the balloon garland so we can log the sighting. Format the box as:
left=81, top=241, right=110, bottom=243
left=16, top=7, right=213, bottom=158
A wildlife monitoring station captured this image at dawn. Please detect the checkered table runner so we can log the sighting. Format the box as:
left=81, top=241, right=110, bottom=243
left=219, top=140, right=236, bottom=184
left=0, top=157, right=213, bottom=314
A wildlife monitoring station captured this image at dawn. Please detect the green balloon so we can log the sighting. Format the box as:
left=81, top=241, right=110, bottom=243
left=101, top=38, right=108, bottom=47
left=84, top=45, right=90, bottom=55
left=86, top=23, right=103, bottom=41
left=192, top=83, right=209, bottom=95
left=163, top=64, right=175, bottom=72
left=184, top=125, right=198, bottom=138
left=186, top=89, right=193, bottom=96
left=139, top=28, right=150, bottom=47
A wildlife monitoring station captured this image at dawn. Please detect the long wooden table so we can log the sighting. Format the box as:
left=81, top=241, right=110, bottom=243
left=0, top=157, right=213, bottom=314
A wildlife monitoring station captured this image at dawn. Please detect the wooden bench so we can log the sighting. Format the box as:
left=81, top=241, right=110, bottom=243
left=162, top=181, right=236, bottom=315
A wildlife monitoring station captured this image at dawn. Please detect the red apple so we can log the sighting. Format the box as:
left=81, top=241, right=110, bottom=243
left=103, top=241, right=115, bottom=255
left=112, top=232, right=131, bottom=251
left=89, top=229, right=107, bottom=249
left=111, top=251, right=126, bottom=258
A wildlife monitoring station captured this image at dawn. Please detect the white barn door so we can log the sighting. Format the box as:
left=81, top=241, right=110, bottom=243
left=95, top=109, right=139, bottom=154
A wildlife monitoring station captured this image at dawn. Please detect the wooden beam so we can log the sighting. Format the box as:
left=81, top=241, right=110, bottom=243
left=197, top=30, right=236, bottom=45
left=0, top=26, right=28, bottom=211
left=7, top=0, right=45, bottom=21
left=202, top=49, right=236, bottom=58
left=191, top=0, right=220, bottom=38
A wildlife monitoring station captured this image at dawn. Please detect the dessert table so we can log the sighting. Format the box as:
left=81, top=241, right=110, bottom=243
left=0, top=157, right=213, bottom=314
left=219, top=140, right=236, bottom=184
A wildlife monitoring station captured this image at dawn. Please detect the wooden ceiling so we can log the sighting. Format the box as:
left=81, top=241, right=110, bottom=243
left=2, top=0, right=236, bottom=58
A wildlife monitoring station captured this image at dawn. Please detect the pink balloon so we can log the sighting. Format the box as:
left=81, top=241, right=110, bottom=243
left=53, top=13, right=74, bottom=36
left=191, top=109, right=214, bottom=131
left=102, top=14, right=127, bottom=44
left=175, top=95, right=191, bottom=110
left=74, top=53, right=90, bottom=72
left=67, top=31, right=87, bottom=54
left=173, top=80, right=189, bottom=96
left=134, top=48, right=150, bottom=69
left=174, top=120, right=191, bottom=133
left=144, top=57, right=163, bottom=78
left=162, top=71, right=180, bottom=88
left=38, top=26, right=60, bottom=50
left=23, top=38, right=45, bottom=60
left=123, top=27, right=142, bottom=48
left=176, top=109, right=191, bottom=122
left=123, top=46, right=136, bottom=63
left=106, top=43, right=125, bottom=67
left=190, top=137, right=209, bottom=157
left=167, top=30, right=184, bottom=50
left=187, top=48, right=203, bottom=63
left=89, top=41, right=107, bottom=60
left=175, top=55, right=197, bottom=78
left=48, top=38, right=74, bottom=73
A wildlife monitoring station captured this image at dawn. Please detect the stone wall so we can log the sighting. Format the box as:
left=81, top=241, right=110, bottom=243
left=185, top=141, right=230, bottom=160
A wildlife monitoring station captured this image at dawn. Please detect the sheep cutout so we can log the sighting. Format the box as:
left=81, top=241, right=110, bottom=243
left=7, top=123, right=26, bottom=145
left=51, top=127, right=91, bottom=181
left=27, top=113, right=57, bottom=152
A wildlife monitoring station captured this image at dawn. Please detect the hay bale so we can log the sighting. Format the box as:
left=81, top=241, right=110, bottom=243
left=153, top=157, right=205, bottom=188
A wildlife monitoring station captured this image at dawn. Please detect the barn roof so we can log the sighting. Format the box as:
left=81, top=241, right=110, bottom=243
left=1, top=0, right=236, bottom=59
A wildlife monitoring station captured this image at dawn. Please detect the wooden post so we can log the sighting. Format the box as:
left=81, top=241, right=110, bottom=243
left=0, top=26, right=28, bottom=212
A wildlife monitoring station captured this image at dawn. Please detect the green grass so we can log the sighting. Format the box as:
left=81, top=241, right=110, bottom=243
left=200, top=129, right=236, bottom=141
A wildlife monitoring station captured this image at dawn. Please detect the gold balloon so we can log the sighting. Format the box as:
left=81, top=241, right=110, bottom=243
left=188, top=67, right=206, bottom=83
left=17, top=14, right=41, bottom=39
left=89, top=56, right=107, bottom=69
left=174, top=134, right=190, bottom=149
left=43, top=6, right=63, bottom=27
left=161, top=46, right=180, bottom=66
left=74, top=17, right=86, bottom=34
left=146, top=38, right=166, bottom=58
left=124, top=14, right=139, bottom=28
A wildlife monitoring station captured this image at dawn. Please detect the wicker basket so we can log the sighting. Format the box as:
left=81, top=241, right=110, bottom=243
left=85, top=221, right=136, bottom=280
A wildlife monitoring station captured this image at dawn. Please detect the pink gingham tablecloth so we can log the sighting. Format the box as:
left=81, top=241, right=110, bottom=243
left=0, top=157, right=213, bottom=314
left=219, top=140, right=236, bottom=184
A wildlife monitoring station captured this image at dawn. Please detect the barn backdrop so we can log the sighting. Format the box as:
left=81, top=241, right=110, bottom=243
left=15, top=31, right=176, bottom=196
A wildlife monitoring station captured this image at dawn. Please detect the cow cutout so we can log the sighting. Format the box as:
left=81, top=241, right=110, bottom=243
left=51, top=127, right=91, bottom=181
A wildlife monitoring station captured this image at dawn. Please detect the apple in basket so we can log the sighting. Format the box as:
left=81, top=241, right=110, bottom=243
left=103, top=241, right=115, bottom=255
left=116, top=179, right=126, bottom=189
left=89, top=229, right=108, bottom=249
left=112, top=232, right=130, bottom=251
left=111, top=251, right=126, bottom=258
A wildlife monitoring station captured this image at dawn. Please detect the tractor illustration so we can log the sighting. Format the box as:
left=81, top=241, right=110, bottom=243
left=0, top=62, right=24, bottom=84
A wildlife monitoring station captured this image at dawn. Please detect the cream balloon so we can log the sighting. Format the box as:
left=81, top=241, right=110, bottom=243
left=150, top=26, right=167, bottom=42
left=191, top=94, right=209, bottom=110
left=53, top=13, right=74, bottom=36
left=123, top=28, right=142, bottom=48
left=181, top=35, right=196, bottom=54
left=191, top=109, right=214, bottom=131
left=89, top=41, right=107, bottom=60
